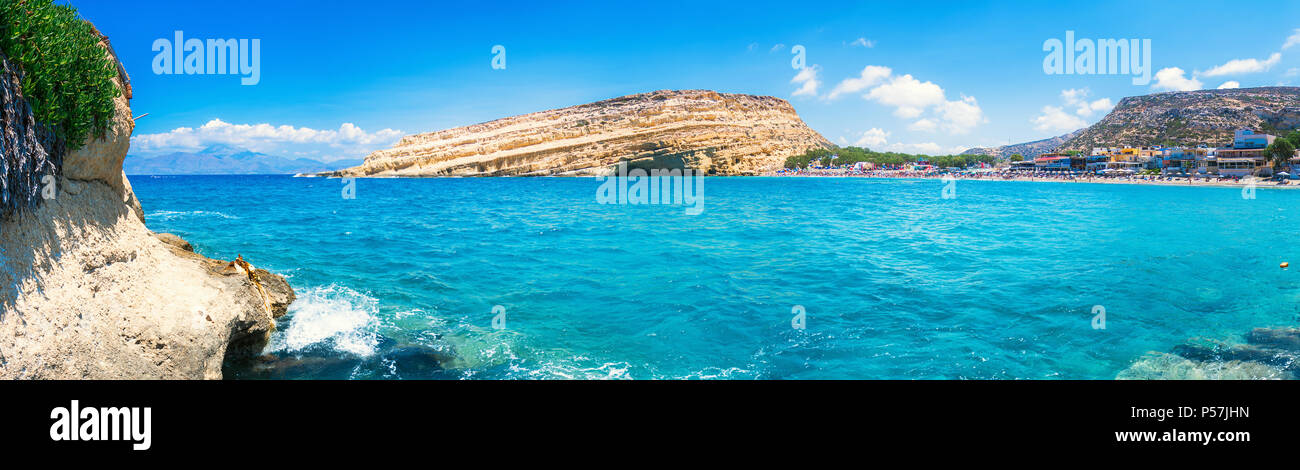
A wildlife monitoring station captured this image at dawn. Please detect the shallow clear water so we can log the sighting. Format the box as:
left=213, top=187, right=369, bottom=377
left=128, top=175, right=1300, bottom=379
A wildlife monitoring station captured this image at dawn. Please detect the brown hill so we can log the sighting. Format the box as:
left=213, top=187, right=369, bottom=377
left=331, top=89, right=832, bottom=177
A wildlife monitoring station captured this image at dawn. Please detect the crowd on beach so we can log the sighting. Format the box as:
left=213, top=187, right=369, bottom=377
left=769, top=166, right=1297, bottom=188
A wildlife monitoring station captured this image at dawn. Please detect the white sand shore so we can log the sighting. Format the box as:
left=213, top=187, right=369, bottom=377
left=765, top=171, right=1300, bottom=190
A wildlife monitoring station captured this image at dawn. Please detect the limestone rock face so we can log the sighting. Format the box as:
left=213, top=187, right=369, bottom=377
left=333, top=89, right=832, bottom=177
left=0, top=182, right=292, bottom=379
left=59, top=39, right=135, bottom=194
left=0, top=31, right=292, bottom=379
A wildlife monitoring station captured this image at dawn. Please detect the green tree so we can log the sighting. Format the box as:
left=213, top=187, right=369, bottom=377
left=1009, top=154, right=1024, bottom=162
left=1267, top=138, right=1296, bottom=172
left=1284, top=130, right=1300, bottom=149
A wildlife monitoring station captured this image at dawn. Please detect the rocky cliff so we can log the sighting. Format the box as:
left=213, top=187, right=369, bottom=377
left=962, top=87, right=1300, bottom=157
left=1057, top=86, right=1300, bottom=152
left=0, top=35, right=293, bottom=379
left=331, top=89, right=832, bottom=177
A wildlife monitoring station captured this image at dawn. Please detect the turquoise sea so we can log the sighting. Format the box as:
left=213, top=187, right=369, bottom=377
left=128, top=175, right=1300, bottom=379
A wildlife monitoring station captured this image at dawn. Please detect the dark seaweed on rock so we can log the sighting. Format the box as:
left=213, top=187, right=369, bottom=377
left=1, top=50, right=61, bottom=216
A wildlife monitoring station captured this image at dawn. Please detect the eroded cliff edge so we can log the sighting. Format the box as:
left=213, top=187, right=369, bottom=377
left=331, top=89, right=832, bottom=177
left=0, top=35, right=293, bottom=379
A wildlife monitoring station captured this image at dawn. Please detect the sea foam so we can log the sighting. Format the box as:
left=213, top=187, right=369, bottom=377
left=267, top=284, right=381, bottom=357
left=145, top=210, right=239, bottom=221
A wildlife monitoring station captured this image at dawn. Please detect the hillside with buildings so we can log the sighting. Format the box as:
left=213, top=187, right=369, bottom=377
left=960, top=87, right=1300, bottom=176
left=1056, top=86, right=1300, bottom=152
left=965, top=87, right=1300, bottom=159
left=1006, top=128, right=1297, bottom=177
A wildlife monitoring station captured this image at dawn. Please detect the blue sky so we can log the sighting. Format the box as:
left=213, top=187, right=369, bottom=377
left=72, top=0, right=1300, bottom=161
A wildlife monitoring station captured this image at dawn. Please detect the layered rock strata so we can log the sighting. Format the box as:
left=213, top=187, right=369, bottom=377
left=331, top=89, right=832, bottom=177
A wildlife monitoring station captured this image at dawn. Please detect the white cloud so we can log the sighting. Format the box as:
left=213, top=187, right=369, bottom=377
left=865, top=74, right=946, bottom=118
left=1032, top=106, right=1087, bottom=132
left=934, top=95, right=986, bottom=134
left=850, top=37, right=876, bottom=48
left=827, top=65, right=892, bottom=100
left=1059, top=88, right=1113, bottom=117
left=907, top=118, right=937, bottom=132
left=1084, top=98, right=1113, bottom=115
left=1152, top=67, right=1203, bottom=92
left=853, top=128, right=890, bottom=147
left=830, top=66, right=986, bottom=134
left=848, top=127, right=965, bottom=155
left=1060, top=88, right=1088, bottom=106
left=131, top=119, right=404, bottom=161
left=1202, top=52, right=1281, bottom=77
left=881, top=141, right=964, bottom=155
left=831, top=66, right=985, bottom=138
left=1156, top=30, right=1297, bottom=93
left=1284, top=29, right=1300, bottom=50
left=790, top=65, right=821, bottom=97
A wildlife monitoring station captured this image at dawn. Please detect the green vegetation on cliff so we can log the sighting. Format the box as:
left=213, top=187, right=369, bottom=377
left=0, top=0, right=120, bottom=151
left=785, top=146, right=995, bottom=169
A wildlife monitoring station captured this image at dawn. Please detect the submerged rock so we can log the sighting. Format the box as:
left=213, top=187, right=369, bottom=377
left=223, top=342, right=457, bottom=380
left=1246, top=327, right=1300, bottom=351
left=1118, top=326, right=1300, bottom=380
left=1172, top=341, right=1299, bottom=374
left=1117, top=352, right=1288, bottom=380
left=381, top=345, right=456, bottom=378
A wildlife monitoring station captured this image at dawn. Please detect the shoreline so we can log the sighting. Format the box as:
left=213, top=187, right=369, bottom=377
left=762, top=171, right=1300, bottom=190
left=190, top=171, right=1298, bottom=191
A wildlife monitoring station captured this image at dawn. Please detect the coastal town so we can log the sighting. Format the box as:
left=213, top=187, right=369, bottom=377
left=775, top=128, right=1300, bottom=186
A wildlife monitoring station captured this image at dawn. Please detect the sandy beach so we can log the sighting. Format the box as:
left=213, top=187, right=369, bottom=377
left=767, top=169, right=1300, bottom=190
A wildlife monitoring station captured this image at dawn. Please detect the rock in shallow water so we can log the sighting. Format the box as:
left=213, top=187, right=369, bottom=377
left=1118, top=327, right=1300, bottom=380
left=1246, top=327, right=1300, bottom=351
left=1171, top=341, right=1298, bottom=371
left=1117, top=352, right=1289, bottom=380
left=223, top=341, right=457, bottom=380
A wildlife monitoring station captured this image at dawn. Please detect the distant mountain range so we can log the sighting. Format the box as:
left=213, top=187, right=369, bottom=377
left=961, top=129, right=1082, bottom=159
left=124, top=144, right=362, bottom=175
left=964, top=86, right=1300, bottom=159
